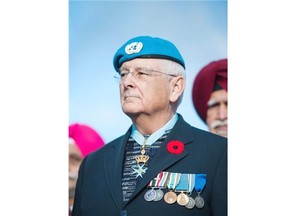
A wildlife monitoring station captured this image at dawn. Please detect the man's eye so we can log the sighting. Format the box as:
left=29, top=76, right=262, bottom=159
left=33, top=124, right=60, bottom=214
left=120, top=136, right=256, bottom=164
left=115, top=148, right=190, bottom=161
left=208, top=102, right=220, bottom=108
left=120, top=73, right=128, bottom=78
left=137, top=71, right=149, bottom=76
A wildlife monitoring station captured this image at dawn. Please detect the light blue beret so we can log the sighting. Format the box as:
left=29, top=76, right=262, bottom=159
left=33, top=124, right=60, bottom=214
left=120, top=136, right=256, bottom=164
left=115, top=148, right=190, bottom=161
left=113, top=36, right=185, bottom=72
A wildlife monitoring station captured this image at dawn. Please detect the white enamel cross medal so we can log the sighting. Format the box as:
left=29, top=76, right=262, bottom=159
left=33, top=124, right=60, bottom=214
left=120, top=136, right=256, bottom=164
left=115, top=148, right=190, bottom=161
left=131, top=164, right=147, bottom=178
left=132, top=137, right=149, bottom=178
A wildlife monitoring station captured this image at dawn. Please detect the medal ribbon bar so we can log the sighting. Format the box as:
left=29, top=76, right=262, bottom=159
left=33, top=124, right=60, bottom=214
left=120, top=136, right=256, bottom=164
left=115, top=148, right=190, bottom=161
left=166, top=172, right=181, bottom=190
left=175, top=173, right=189, bottom=191
left=194, top=174, right=207, bottom=193
left=188, top=174, right=196, bottom=194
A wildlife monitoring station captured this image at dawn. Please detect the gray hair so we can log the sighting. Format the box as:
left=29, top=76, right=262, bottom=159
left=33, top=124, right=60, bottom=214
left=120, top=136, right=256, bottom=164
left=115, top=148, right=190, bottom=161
left=162, top=59, right=186, bottom=108
left=164, top=59, right=186, bottom=79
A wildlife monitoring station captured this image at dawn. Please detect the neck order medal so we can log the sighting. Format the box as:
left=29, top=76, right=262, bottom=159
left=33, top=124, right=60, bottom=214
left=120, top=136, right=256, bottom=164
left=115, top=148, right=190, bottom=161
left=131, top=137, right=149, bottom=178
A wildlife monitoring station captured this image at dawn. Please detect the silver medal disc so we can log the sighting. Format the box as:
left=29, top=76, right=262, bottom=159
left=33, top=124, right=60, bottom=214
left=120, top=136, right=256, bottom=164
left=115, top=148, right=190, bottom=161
left=185, top=197, right=195, bottom=209
left=195, top=195, right=205, bottom=208
left=153, top=189, right=164, bottom=201
left=144, top=189, right=157, bottom=201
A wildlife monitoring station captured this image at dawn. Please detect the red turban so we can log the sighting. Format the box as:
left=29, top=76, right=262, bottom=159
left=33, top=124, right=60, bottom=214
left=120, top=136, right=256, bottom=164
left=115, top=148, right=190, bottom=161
left=69, top=123, right=105, bottom=157
left=192, top=59, right=227, bottom=123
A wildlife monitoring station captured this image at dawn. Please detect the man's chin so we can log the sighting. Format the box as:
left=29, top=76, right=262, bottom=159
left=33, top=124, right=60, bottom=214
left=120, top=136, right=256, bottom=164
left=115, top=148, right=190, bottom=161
left=215, top=128, right=227, bottom=137
left=122, top=107, right=141, bottom=116
left=217, top=130, right=227, bottom=137
left=211, top=126, right=227, bottom=137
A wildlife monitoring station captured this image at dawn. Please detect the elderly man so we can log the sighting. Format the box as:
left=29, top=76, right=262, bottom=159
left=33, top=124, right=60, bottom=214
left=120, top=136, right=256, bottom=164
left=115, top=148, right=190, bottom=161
left=192, top=59, right=228, bottom=137
left=72, top=36, right=227, bottom=216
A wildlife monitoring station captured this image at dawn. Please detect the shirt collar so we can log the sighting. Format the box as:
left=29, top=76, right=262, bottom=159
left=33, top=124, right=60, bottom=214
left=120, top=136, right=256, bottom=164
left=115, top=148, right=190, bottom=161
left=131, top=114, right=178, bottom=146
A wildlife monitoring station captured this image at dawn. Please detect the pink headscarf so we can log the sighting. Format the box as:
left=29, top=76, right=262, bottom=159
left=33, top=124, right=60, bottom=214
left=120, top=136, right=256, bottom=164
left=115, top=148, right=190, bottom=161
left=69, top=123, right=105, bottom=157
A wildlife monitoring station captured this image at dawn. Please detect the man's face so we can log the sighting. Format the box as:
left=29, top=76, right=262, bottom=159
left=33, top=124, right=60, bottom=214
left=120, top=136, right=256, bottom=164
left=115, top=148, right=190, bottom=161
left=206, top=89, right=228, bottom=137
left=69, top=143, right=83, bottom=199
left=119, top=58, right=173, bottom=118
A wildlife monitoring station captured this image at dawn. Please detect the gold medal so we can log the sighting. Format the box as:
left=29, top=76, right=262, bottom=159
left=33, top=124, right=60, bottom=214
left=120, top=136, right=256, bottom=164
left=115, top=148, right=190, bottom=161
left=135, top=138, right=149, bottom=164
left=164, top=191, right=177, bottom=204
left=176, top=192, right=189, bottom=206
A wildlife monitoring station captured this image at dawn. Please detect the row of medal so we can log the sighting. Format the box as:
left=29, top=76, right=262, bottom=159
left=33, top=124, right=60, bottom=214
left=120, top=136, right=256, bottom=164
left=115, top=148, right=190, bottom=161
left=144, top=172, right=207, bottom=209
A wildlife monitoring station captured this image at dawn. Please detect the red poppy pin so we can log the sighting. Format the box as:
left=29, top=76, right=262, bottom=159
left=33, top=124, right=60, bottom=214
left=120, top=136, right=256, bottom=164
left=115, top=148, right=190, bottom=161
left=167, top=140, right=184, bottom=155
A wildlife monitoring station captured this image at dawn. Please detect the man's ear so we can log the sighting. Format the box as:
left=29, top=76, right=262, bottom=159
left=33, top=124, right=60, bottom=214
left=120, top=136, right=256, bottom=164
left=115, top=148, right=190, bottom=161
left=169, top=76, right=185, bottom=103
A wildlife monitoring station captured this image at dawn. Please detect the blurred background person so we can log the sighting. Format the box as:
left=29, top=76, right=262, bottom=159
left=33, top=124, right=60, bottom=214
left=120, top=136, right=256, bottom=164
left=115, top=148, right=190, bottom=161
left=192, top=59, right=227, bottom=137
left=68, top=123, right=105, bottom=214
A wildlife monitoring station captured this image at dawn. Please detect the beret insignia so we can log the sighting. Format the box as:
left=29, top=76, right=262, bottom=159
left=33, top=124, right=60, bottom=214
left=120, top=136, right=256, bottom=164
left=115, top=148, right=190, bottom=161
left=125, top=42, right=143, bottom=55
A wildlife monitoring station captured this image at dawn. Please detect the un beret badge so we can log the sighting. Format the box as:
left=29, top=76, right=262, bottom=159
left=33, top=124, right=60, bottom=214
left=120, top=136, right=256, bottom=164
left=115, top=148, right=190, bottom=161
left=125, top=42, right=143, bottom=55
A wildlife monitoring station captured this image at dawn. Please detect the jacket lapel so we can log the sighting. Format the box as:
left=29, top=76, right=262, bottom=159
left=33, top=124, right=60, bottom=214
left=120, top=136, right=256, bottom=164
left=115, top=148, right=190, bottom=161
left=104, top=128, right=132, bottom=210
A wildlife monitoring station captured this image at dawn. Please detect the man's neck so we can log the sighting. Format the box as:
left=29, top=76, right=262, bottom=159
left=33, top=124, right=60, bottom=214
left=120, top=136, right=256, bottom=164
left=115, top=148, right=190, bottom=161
left=130, top=112, right=175, bottom=135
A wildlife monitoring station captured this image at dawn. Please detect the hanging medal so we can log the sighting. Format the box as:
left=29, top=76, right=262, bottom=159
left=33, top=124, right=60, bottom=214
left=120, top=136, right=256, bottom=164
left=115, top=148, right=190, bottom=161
left=175, top=173, right=190, bottom=206
left=131, top=137, right=149, bottom=178
left=194, top=174, right=207, bottom=209
left=185, top=174, right=196, bottom=209
left=130, top=122, right=176, bottom=179
left=144, top=171, right=161, bottom=201
left=144, top=171, right=169, bottom=202
left=164, top=172, right=181, bottom=204
left=144, top=187, right=157, bottom=202
left=153, top=171, right=169, bottom=201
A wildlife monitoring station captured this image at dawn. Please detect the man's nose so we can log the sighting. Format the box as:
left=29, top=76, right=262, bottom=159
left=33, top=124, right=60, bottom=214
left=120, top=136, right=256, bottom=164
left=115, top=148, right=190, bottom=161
left=217, top=102, right=227, bottom=120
